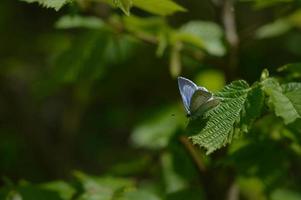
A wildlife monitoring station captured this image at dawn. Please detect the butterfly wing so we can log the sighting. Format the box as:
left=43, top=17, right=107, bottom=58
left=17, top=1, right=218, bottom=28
left=178, top=77, right=198, bottom=114
left=191, top=98, right=220, bottom=119
left=189, top=89, right=212, bottom=114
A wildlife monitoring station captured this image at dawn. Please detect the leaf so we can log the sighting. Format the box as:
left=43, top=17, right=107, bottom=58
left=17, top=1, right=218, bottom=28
left=161, top=152, right=188, bottom=193
left=240, top=84, right=265, bottom=132
left=130, top=107, right=184, bottom=150
left=271, top=189, right=301, bottom=200
left=103, top=0, right=185, bottom=15
left=156, top=31, right=168, bottom=56
left=40, top=181, right=75, bottom=200
left=166, top=188, right=205, bottom=200
left=255, top=19, right=292, bottom=39
left=262, top=78, right=301, bottom=124
left=35, top=30, right=137, bottom=97
left=12, top=184, right=66, bottom=200
left=278, top=63, right=301, bottom=77
left=55, top=15, right=104, bottom=29
left=288, top=10, right=301, bottom=29
left=282, top=82, right=301, bottom=114
left=121, top=190, right=161, bottom=200
left=74, top=171, right=134, bottom=200
left=113, top=0, right=133, bottom=16
left=169, top=42, right=182, bottom=77
left=179, top=21, right=226, bottom=56
left=238, top=177, right=266, bottom=200
left=20, top=0, right=70, bottom=11
left=188, top=80, right=252, bottom=154
left=132, top=0, right=186, bottom=16
left=5, top=191, right=22, bottom=200
left=123, top=15, right=166, bottom=36
left=255, top=9, right=301, bottom=39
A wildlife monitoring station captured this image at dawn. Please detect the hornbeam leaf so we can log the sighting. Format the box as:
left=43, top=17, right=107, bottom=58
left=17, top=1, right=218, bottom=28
left=240, top=84, right=265, bottom=132
left=132, top=0, right=186, bottom=16
left=188, top=80, right=252, bottom=154
left=262, top=78, right=301, bottom=124
left=113, top=0, right=133, bottom=16
left=105, top=0, right=186, bottom=16
left=20, top=0, right=71, bottom=11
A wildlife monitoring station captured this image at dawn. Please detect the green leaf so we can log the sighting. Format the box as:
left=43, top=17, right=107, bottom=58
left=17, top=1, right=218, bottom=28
left=255, top=9, right=301, bottom=39
left=121, top=190, right=161, bottom=200
left=40, top=181, right=75, bottom=200
left=113, top=0, right=133, bottom=16
left=271, top=189, right=301, bottom=200
left=123, top=15, right=166, bottom=39
left=130, top=107, right=184, bottom=150
left=161, top=152, right=188, bottom=193
left=240, top=84, right=265, bottom=132
left=179, top=21, right=226, bottom=56
left=278, top=63, right=301, bottom=77
left=35, top=30, right=137, bottom=97
left=282, top=82, right=301, bottom=116
left=74, top=171, right=134, bottom=200
left=262, top=78, right=301, bottom=124
left=169, top=42, right=182, bottom=77
left=11, top=184, right=67, bottom=200
left=238, top=177, right=266, bottom=200
left=166, top=188, right=205, bottom=200
left=5, top=191, right=22, bottom=200
left=55, top=15, right=105, bottom=29
left=20, top=0, right=70, bottom=11
left=104, top=0, right=185, bottom=15
left=132, top=0, right=186, bottom=16
left=255, top=19, right=292, bottom=39
left=189, top=80, right=251, bottom=154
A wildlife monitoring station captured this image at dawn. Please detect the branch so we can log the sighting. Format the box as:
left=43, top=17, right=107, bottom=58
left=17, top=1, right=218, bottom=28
left=222, top=0, right=239, bottom=78
left=227, top=182, right=239, bottom=200
left=222, top=0, right=239, bottom=49
left=210, top=0, right=239, bottom=81
left=179, top=136, right=206, bottom=173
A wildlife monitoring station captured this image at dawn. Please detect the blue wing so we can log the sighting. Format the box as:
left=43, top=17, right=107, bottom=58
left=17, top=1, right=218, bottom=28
left=177, top=77, right=198, bottom=114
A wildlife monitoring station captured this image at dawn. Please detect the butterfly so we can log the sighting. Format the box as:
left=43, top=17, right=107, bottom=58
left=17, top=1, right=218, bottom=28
left=178, top=76, right=220, bottom=118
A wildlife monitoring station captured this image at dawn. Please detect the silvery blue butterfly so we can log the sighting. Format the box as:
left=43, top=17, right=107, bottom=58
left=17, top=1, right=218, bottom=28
left=178, top=76, right=220, bottom=118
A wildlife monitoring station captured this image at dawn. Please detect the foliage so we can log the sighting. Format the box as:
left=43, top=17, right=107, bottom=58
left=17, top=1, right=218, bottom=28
left=20, top=0, right=71, bottom=10
left=189, top=72, right=301, bottom=154
left=1, top=0, right=301, bottom=199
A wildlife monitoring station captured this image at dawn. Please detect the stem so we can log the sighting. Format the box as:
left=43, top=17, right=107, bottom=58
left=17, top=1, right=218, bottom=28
left=227, top=182, right=240, bottom=200
left=222, top=0, right=239, bottom=51
left=210, top=0, right=240, bottom=81
left=222, top=0, right=239, bottom=80
left=179, top=136, right=206, bottom=173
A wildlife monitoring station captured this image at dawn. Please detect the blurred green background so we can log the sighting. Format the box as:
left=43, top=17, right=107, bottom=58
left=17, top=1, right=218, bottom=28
left=1, top=0, right=301, bottom=199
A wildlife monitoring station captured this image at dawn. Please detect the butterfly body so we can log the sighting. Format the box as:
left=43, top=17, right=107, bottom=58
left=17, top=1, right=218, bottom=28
left=178, top=77, right=219, bottom=118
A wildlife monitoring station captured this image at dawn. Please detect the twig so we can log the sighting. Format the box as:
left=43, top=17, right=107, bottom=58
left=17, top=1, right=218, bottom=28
left=222, top=0, right=239, bottom=50
left=179, top=136, right=206, bottom=173
left=227, top=182, right=240, bottom=200
left=222, top=0, right=239, bottom=79
left=210, top=0, right=239, bottom=80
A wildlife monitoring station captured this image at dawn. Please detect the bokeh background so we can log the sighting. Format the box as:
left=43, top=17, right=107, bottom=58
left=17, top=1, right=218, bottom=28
left=1, top=0, right=301, bottom=199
